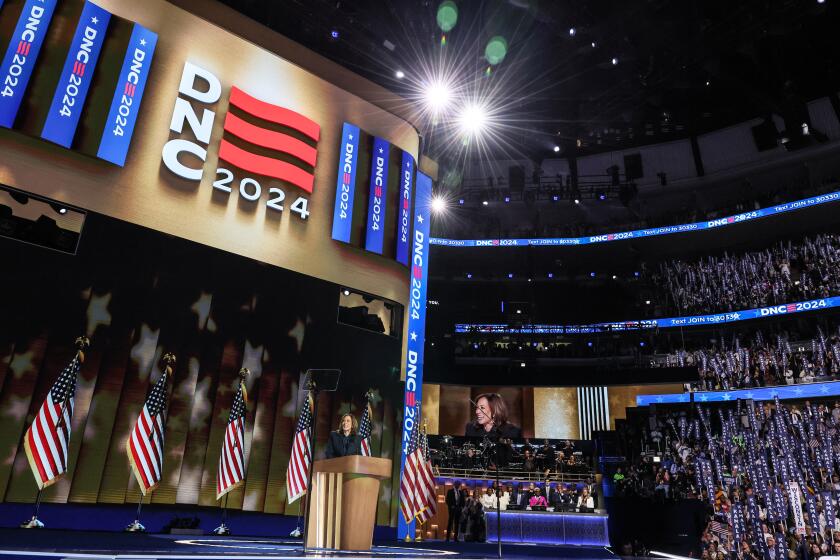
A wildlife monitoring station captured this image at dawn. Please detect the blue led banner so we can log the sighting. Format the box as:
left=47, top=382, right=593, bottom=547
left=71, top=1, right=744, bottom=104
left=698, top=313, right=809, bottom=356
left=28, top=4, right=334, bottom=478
left=395, top=152, right=415, bottom=265
left=637, top=380, right=840, bottom=406
left=96, top=23, right=157, bottom=166
left=0, top=0, right=59, bottom=128
left=41, top=1, right=111, bottom=147
left=431, top=191, right=840, bottom=248
left=331, top=122, right=360, bottom=243
left=456, top=296, right=840, bottom=334
left=397, top=171, right=432, bottom=541
left=364, top=137, right=390, bottom=254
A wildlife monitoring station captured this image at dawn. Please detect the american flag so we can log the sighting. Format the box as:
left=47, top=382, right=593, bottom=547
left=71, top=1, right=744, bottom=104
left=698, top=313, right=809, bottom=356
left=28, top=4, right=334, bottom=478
left=399, top=407, right=437, bottom=522
left=126, top=362, right=171, bottom=495
left=216, top=371, right=249, bottom=500
left=415, top=424, right=437, bottom=523
left=359, top=393, right=373, bottom=457
left=23, top=355, right=81, bottom=489
left=286, top=392, right=313, bottom=504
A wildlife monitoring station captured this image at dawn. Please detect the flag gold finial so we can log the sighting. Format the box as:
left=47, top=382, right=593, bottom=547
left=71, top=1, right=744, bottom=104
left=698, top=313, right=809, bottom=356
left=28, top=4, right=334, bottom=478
left=239, top=367, right=250, bottom=381
left=74, top=336, right=90, bottom=363
left=161, top=353, right=177, bottom=376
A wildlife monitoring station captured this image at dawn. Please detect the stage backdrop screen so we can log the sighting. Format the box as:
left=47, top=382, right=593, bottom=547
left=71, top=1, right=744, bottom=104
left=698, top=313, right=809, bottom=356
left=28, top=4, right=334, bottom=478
left=0, top=212, right=404, bottom=527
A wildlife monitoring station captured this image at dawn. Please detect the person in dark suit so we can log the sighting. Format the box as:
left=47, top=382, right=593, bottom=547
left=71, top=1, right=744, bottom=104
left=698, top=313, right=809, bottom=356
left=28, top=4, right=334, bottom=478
left=464, top=393, right=522, bottom=439
left=445, top=482, right=466, bottom=541
left=325, top=413, right=362, bottom=458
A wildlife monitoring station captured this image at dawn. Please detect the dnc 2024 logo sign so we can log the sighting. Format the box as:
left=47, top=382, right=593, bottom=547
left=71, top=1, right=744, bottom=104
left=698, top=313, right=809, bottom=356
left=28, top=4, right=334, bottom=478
left=161, top=62, right=320, bottom=220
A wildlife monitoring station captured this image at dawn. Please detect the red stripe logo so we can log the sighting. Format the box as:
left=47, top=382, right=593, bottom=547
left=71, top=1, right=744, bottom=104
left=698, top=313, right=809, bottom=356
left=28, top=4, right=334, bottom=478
left=219, top=86, right=320, bottom=193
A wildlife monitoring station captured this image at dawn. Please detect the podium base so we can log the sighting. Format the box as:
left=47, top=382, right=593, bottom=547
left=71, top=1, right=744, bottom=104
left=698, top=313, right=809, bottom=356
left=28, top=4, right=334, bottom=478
left=125, top=520, right=146, bottom=532
left=20, top=516, right=44, bottom=529
left=212, top=524, right=230, bottom=536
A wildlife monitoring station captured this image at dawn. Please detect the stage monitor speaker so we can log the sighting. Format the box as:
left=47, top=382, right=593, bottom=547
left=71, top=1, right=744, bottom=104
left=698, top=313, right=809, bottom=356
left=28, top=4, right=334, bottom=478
left=624, top=153, right=643, bottom=180
left=509, top=166, right=525, bottom=191
left=752, top=119, right=779, bottom=151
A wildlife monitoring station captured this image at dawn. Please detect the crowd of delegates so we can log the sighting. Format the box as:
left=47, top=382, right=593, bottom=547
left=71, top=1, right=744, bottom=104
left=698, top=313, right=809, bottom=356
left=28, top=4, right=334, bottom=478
left=618, top=398, right=840, bottom=559
left=657, top=326, right=840, bottom=391
left=653, top=233, right=840, bottom=316
left=443, top=479, right=600, bottom=542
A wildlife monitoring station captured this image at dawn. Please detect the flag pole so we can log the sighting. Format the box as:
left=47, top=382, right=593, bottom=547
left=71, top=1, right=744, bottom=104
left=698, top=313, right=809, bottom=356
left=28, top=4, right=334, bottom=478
left=126, top=352, right=174, bottom=533
left=125, top=492, right=146, bottom=532
left=302, top=376, right=319, bottom=554
left=21, top=336, right=89, bottom=529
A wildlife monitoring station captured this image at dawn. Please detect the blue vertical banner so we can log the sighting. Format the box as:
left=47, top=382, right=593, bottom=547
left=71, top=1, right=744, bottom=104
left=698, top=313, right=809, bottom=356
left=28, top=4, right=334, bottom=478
left=331, top=122, right=360, bottom=243
left=41, top=1, right=111, bottom=147
left=96, top=23, right=157, bottom=165
left=364, top=137, right=390, bottom=254
left=0, top=0, right=59, bottom=128
left=395, top=152, right=415, bottom=265
left=397, top=170, right=432, bottom=541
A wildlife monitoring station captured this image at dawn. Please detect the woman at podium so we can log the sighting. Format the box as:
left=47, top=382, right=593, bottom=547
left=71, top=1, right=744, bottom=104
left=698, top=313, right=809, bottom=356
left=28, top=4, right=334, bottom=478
left=325, top=413, right=362, bottom=458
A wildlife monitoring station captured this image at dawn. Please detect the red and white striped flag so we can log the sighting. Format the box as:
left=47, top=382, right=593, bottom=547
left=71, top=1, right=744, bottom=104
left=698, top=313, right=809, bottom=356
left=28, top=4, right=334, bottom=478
left=399, top=407, right=437, bottom=522
left=359, top=392, right=373, bottom=457
left=216, top=369, right=249, bottom=500
left=126, top=355, right=173, bottom=495
left=286, top=392, right=313, bottom=504
left=23, top=341, right=86, bottom=490
left=414, top=424, right=438, bottom=523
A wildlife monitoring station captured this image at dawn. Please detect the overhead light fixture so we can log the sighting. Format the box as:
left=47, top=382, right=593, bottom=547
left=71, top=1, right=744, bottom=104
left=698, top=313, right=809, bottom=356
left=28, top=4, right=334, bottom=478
left=424, top=81, right=452, bottom=113
left=457, top=102, right=488, bottom=137
left=645, top=300, right=651, bottom=305
left=343, top=289, right=351, bottom=296
left=611, top=57, right=618, bottom=65
left=574, top=198, right=580, bottom=204
left=520, top=362, right=526, bottom=368
left=431, top=195, right=447, bottom=214
left=568, top=27, right=576, bottom=36
left=395, top=70, right=405, bottom=79
left=330, top=29, right=339, bottom=39
left=482, top=200, right=489, bottom=206
left=553, top=145, right=560, bottom=152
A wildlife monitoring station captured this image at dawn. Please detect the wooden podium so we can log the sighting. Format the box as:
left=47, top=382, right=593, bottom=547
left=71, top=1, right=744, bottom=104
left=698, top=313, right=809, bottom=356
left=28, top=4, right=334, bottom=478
left=305, top=455, right=392, bottom=551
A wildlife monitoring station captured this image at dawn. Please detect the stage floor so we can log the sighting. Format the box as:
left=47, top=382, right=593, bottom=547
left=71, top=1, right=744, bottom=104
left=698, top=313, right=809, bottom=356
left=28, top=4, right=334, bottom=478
left=0, top=529, right=617, bottom=560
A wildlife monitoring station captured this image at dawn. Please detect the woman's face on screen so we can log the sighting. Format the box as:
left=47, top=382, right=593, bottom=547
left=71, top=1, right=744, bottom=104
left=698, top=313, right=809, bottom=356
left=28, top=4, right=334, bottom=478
left=341, top=415, right=352, bottom=433
left=475, top=397, right=492, bottom=426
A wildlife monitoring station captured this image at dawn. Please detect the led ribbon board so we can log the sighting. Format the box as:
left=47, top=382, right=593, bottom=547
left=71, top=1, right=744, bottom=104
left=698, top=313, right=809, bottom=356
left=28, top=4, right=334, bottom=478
left=41, top=1, right=111, bottom=147
left=397, top=171, right=432, bottom=541
left=455, top=296, right=840, bottom=333
left=0, top=0, right=59, bottom=128
left=395, top=152, right=414, bottom=265
left=331, top=122, right=360, bottom=243
left=430, top=191, right=840, bottom=248
left=637, top=381, right=840, bottom=406
left=364, top=136, right=389, bottom=254
left=97, top=23, right=158, bottom=165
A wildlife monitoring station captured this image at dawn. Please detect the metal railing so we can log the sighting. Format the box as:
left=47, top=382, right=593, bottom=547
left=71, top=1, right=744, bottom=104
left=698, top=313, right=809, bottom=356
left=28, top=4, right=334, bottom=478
left=434, top=466, right=594, bottom=484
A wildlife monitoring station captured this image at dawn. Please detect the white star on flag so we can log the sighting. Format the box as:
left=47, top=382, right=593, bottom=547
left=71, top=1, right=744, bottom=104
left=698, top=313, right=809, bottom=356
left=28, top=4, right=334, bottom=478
left=410, top=331, right=417, bottom=341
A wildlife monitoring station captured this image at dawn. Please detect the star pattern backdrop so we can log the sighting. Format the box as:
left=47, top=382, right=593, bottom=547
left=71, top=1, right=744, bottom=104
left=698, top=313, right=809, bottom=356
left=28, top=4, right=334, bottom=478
left=0, top=213, right=403, bottom=527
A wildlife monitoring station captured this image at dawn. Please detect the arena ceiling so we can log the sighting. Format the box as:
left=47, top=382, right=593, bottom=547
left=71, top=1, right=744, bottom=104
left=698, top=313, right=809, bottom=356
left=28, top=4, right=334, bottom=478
left=221, top=0, right=839, bottom=160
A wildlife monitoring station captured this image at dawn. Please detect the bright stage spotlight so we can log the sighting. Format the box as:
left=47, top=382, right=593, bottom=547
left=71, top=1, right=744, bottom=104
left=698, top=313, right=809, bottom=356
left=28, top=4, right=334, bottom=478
left=395, top=70, right=405, bottom=79
left=431, top=196, right=447, bottom=214
left=457, top=103, right=488, bottom=137
left=424, top=81, right=452, bottom=113
left=553, top=145, right=560, bottom=152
